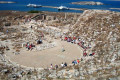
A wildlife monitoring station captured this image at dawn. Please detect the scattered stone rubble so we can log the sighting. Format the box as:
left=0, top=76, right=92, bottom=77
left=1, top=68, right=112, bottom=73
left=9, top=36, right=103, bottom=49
left=0, top=10, right=120, bottom=80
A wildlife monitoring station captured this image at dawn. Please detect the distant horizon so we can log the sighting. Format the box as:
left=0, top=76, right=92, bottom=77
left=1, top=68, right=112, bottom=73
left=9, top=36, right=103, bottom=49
left=0, top=0, right=120, bottom=13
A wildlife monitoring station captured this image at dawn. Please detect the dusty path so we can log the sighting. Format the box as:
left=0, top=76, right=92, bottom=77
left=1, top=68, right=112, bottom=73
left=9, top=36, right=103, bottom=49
left=6, top=40, right=83, bottom=68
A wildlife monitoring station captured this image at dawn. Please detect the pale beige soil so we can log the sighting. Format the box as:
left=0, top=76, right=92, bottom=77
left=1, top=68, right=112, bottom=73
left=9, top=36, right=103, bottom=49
left=6, top=39, right=83, bottom=68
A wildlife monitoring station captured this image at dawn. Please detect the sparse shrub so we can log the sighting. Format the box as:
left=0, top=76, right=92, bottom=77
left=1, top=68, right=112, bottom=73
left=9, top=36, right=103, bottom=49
left=1, top=37, right=7, bottom=41
left=28, top=10, right=42, bottom=13
left=0, top=47, right=5, bottom=55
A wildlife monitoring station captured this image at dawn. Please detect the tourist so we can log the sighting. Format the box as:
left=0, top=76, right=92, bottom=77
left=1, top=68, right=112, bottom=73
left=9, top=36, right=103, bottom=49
left=78, top=42, right=82, bottom=46
left=27, top=43, right=30, bottom=50
left=92, top=52, right=95, bottom=55
left=74, top=39, right=76, bottom=44
left=83, top=52, right=87, bottom=56
left=26, top=43, right=28, bottom=48
left=78, top=38, right=81, bottom=41
left=61, top=62, right=64, bottom=67
left=62, top=48, right=65, bottom=52
left=71, top=40, right=74, bottom=43
left=61, top=46, right=65, bottom=52
left=31, top=43, right=35, bottom=47
left=77, top=59, right=80, bottom=64
left=83, top=49, right=87, bottom=56
left=75, top=39, right=79, bottom=44
left=55, top=64, right=58, bottom=69
left=81, top=41, right=84, bottom=48
left=31, top=25, right=32, bottom=29
left=30, top=43, right=34, bottom=50
left=50, top=64, right=53, bottom=69
left=37, top=39, right=42, bottom=44
left=89, top=52, right=95, bottom=56
left=83, top=46, right=86, bottom=49
left=72, top=60, right=75, bottom=65
left=88, top=43, right=91, bottom=49
left=40, top=39, right=42, bottom=43
left=64, top=37, right=68, bottom=41
left=64, top=62, right=67, bottom=67
left=67, top=37, right=72, bottom=42
left=73, top=36, right=76, bottom=40
left=74, top=60, right=77, bottom=64
left=81, top=58, right=83, bottom=61
left=28, top=45, right=32, bottom=50
left=6, top=30, right=8, bottom=34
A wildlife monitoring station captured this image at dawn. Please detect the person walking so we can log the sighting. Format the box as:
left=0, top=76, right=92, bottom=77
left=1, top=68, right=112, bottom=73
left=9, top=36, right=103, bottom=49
left=64, top=62, right=67, bottom=67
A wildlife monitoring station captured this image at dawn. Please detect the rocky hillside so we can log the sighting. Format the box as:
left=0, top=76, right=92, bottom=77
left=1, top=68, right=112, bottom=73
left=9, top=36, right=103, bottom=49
left=68, top=10, right=120, bottom=79
left=70, top=10, right=120, bottom=60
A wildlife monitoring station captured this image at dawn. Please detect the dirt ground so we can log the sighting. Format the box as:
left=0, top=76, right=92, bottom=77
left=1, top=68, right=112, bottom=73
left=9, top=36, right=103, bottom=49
left=6, top=39, right=83, bottom=68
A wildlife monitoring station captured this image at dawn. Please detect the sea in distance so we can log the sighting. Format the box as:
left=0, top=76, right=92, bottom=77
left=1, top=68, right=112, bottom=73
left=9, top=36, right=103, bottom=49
left=0, top=0, right=120, bottom=13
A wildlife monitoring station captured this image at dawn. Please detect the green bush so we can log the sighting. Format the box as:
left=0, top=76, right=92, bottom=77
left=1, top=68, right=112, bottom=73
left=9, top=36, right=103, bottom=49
left=28, top=10, right=42, bottom=13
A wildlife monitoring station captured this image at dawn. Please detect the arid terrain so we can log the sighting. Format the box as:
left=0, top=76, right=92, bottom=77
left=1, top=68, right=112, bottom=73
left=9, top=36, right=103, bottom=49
left=0, top=10, right=120, bottom=80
